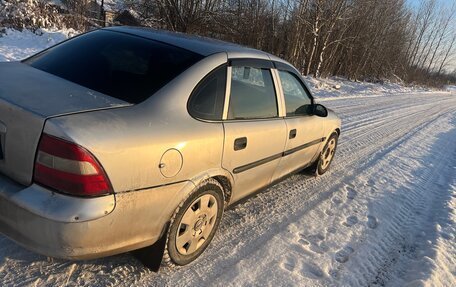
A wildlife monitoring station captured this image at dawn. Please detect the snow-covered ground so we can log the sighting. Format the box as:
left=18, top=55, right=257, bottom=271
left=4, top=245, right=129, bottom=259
left=306, top=76, right=434, bottom=101
left=0, top=28, right=77, bottom=62
left=0, top=29, right=455, bottom=287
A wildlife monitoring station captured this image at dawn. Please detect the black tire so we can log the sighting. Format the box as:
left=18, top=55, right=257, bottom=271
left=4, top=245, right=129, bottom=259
left=316, top=132, right=339, bottom=175
left=162, top=178, right=224, bottom=267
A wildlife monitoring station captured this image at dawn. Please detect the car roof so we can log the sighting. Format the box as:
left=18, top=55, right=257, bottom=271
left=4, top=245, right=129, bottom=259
left=104, top=26, right=275, bottom=59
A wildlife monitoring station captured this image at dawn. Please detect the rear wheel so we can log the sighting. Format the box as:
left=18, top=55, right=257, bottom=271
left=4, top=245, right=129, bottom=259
left=163, top=179, right=224, bottom=266
left=316, top=132, right=338, bottom=175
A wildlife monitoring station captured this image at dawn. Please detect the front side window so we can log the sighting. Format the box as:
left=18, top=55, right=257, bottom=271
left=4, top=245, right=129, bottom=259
left=228, top=66, right=278, bottom=119
left=188, top=65, right=227, bottom=120
left=279, top=71, right=312, bottom=116
left=24, top=30, right=203, bottom=104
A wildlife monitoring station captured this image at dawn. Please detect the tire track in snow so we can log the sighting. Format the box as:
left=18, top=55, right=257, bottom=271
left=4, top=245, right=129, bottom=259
left=370, top=128, right=456, bottom=286
left=240, top=107, right=454, bottom=286
left=341, top=116, right=456, bottom=286
left=202, top=100, right=456, bottom=287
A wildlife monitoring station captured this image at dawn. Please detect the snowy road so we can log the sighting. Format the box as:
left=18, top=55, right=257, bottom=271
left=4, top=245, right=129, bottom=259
left=0, top=90, right=455, bottom=286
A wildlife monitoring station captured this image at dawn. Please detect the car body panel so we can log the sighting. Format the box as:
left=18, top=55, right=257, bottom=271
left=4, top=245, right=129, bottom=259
left=0, top=181, right=115, bottom=223
left=273, top=116, right=325, bottom=180
left=0, top=62, right=129, bottom=118
left=0, top=100, right=43, bottom=185
left=43, top=52, right=228, bottom=193
left=0, top=173, right=195, bottom=259
left=106, top=26, right=267, bottom=58
left=222, top=119, right=287, bottom=203
left=324, top=109, right=342, bottom=137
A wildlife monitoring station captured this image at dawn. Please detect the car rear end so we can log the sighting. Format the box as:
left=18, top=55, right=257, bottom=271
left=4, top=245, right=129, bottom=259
left=0, top=59, right=126, bottom=258
left=0, top=28, right=205, bottom=259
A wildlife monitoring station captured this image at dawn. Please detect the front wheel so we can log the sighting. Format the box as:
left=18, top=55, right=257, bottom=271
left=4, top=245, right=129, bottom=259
left=316, top=132, right=338, bottom=175
left=163, top=179, right=224, bottom=266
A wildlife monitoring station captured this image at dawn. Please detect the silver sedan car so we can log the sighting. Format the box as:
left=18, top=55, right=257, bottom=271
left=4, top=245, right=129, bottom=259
left=0, top=26, right=341, bottom=269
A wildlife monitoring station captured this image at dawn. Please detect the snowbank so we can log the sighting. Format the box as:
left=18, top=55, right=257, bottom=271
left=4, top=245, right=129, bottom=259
left=305, top=76, right=433, bottom=101
left=0, top=28, right=77, bottom=62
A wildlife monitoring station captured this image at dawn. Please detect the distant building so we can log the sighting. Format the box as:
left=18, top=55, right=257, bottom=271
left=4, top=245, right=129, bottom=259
left=89, top=1, right=140, bottom=27
left=60, top=0, right=140, bottom=27
left=112, top=10, right=141, bottom=26
left=104, top=10, right=116, bottom=25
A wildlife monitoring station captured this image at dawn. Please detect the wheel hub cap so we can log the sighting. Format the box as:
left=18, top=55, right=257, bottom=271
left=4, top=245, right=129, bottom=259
left=193, top=214, right=207, bottom=232
left=175, top=194, right=218, bottom=255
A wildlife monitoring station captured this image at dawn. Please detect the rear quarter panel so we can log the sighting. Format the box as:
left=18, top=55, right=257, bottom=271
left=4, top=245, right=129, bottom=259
left=44, top=53, right=229, bottom=193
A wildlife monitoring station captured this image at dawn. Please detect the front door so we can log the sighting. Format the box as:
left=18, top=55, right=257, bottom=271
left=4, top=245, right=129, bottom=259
left=273, top=70, right=325, bottom=180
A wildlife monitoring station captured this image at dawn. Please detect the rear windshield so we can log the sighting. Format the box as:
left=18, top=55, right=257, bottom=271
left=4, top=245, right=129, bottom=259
left=24, top=30, right=203, bottom=103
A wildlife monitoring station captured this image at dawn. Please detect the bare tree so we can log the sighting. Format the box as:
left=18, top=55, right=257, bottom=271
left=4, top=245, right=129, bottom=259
left=2, top=0, right=454, bottom=86
left=437, top=33, right=456, bottom=75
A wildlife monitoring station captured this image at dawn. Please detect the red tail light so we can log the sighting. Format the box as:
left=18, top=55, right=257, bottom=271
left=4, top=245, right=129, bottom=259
left=34, top=134, right=112, bottom=196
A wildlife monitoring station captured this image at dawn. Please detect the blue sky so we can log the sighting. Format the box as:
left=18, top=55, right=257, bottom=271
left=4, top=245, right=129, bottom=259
left=407, top=0, right=455, bottom=9
left=406, top=0, right=456, bottom=72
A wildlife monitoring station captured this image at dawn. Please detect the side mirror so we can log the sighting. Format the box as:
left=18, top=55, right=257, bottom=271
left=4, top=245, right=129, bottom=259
left=313, top=104, right=328, bottom=117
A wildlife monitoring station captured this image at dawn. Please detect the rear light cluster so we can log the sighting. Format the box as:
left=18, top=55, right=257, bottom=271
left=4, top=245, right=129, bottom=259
left=33, top=134, right=112, bottom=196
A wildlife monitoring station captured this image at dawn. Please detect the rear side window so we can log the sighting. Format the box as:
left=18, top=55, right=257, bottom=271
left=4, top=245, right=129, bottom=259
left=24, top=30, right=203, bottom=104
left=228, top=66, right=278, bottom=119
left=188, top=65, right=227, bottom=120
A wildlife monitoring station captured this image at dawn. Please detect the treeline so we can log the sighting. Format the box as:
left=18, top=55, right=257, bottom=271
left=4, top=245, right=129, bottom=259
left=1, top=0, right=455, bottom=87
left=136, top=0, right=456, bottom=86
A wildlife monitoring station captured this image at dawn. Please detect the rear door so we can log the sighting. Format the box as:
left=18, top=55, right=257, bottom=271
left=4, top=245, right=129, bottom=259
left=272, top=68, right=326, bottom=180
left=222, top=60, right=287, bottom=203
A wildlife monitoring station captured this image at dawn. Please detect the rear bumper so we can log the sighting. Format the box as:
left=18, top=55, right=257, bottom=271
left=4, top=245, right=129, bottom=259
left=0, top=174, right=194, bottom=259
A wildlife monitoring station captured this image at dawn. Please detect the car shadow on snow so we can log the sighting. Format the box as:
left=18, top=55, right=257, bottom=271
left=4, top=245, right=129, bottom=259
left=0, top=234, right=152, bottom=285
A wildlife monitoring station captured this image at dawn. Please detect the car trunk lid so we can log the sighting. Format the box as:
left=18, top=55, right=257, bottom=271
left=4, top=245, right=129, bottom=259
left=0, top=62, right=131, bottom=185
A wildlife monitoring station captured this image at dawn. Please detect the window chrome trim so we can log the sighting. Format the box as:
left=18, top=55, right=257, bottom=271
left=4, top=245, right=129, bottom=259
left=223, top=64, right=281, bottom=121
left=222, top=66, right=232, bottom=120
left=271, top=68, right=286, bottom=118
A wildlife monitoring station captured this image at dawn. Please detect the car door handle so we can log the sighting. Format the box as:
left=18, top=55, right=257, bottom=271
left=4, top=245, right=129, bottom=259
left=234, top=137, right=247, bottom=151
left=289, top=129, right=297, bottom=139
